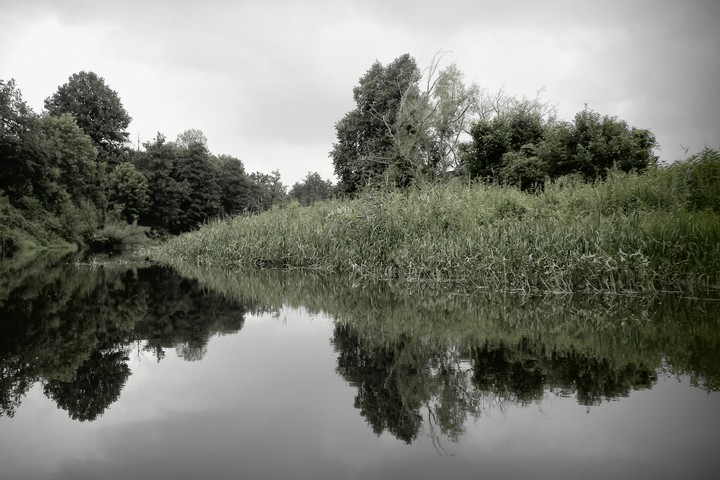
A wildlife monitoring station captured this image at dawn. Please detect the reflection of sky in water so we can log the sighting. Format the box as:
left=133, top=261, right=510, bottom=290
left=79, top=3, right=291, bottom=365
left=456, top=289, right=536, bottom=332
left=2, top=306, right=719, bottom=480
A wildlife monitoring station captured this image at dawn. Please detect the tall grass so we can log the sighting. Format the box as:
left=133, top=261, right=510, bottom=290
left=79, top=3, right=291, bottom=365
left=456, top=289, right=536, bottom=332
left=150, top=149, right=720, bottom=294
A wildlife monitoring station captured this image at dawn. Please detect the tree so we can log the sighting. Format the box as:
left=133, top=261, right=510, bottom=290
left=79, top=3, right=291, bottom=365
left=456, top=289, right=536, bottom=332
left=461, top=103, right=547, bottom=181
left=0, top=79, right=43, bottom=200
left=215, top=154, right=254, bottom=215
left=331, top=54, right=422, bottom=193
left=134, top=133, right=191, bottom=234
left=172, top=132, right=223, bottom=230
left=108, top=162, right=150, bottom=223
left=423, top=63, right=480, bottom=175
left=249, top=170, right=287, bottom=212
left=289, top=172, right=334, bottom=206
left=44, top=71, right=131, bottom=159
left=38, top=114, right=98, bottom=202
left=538, top=108, right=657, bottom=180
left=175, top=128, right=208, bottom=149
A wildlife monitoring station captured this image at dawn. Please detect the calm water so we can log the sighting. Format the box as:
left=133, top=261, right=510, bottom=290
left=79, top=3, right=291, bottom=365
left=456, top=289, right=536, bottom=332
left=1, top=252, right=719, bottom=479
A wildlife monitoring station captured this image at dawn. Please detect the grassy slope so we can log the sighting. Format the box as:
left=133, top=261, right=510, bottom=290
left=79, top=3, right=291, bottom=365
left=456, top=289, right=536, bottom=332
left=151, top=152, right=720, bottom=294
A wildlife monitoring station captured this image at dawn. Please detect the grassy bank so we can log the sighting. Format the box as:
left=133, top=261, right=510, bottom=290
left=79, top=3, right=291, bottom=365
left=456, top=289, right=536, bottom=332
left=150, top=149, right=720, bottom=294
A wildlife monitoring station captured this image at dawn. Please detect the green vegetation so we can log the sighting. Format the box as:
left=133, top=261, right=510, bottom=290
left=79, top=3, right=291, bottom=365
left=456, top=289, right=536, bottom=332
left=330, top=54, right=656, bottom=193
left=151, top=148, right=720, bottom=294
left=3, top=53, right=716, bottom=280
left=1, top=75, right=294, bottom=255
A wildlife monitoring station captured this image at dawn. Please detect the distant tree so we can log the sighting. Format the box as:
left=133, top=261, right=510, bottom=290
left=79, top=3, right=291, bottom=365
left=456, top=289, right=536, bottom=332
left=215, top=154, right=254, bottom=215
left=173, top=135, right=223, bottom=230
left=44, top=71, right=131, bottom=160
left=249, top=170, right=287, bottom=212
left=175, top=128, right=208, bottom=149
left=133, top=133, right=191, bottom=233
left=108, top=162, right=150, bottom=223
left=289, top=172, right=334, bottom=206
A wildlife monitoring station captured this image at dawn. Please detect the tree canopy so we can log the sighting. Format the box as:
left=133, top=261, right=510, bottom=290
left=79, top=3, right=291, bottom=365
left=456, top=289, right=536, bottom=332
left=44, top=71, right=131, bottom=159
left=2, top=75, right=290, bottom=252
left=331, top=54, right=658, bottom=193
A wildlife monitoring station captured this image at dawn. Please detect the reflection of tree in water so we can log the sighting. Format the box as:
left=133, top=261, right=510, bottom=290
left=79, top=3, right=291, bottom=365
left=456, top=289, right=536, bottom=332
left=471, top=340, right=656, bottom=406
left=334, top=324, right=423, bottom=443
left=43, top=346, right=131, bottom=421
left=0, top=257, right=252, bottom=421
left=333, top=323, right=658, bottom=445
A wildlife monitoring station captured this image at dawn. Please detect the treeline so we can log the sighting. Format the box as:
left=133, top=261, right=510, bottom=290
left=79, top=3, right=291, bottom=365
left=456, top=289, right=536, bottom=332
left=0, top=74, right=334, bottom=255
left=331, top=53, right=657, bottom=193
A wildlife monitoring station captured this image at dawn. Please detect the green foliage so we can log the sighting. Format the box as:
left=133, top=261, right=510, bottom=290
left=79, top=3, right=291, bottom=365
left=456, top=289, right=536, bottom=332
left=331, top=54, right=422, bottom=193
left=37, top=113, right=98, bottom=202
left=463, top=104, right=546, bottom=180
left=132, top=132, right=281, bottom=234
left=539, top=108, right=657, bottom=180
left=460, top=103, right=656, bottom=189
left=424, top=62, right=480, bottom=175
left=173, top=141, right=223, bottom=229
left=0, top=79, right=44, bottom=201
left=3, top=76, right=287, bottom=255
left=1, top=80, right=105, bottom=250
left=215, top=154, right=254, bottom=215
left=108, top=162, right=150, bottom=222
left=666, top=147, right=720, bottom=212
left=174, top=128, right=208, bottom=149
left=44, top=71, right=131, bottom=158
left=133, top=133, right=191, bottom=234
left=248, top=170, right=287, bottom=212
left=0, top=193, right=74, bottom=255
left=89, top=211, right=151, bottom=250
left=289, top=171, right=334, bottom=206
left=152, top=150, right=720, bottom=294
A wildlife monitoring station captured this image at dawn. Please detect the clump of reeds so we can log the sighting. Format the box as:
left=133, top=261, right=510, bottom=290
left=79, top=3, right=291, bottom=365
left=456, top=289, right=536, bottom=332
left=150, top=149, right=720, bottom=294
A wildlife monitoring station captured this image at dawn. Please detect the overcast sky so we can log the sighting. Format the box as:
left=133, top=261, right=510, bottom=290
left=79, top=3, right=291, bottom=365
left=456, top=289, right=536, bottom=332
left=2, top=0, right=718, bottom=186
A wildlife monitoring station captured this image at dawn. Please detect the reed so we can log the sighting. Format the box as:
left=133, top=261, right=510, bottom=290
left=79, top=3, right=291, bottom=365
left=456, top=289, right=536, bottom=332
left=150, top=150, right=720, bottom=294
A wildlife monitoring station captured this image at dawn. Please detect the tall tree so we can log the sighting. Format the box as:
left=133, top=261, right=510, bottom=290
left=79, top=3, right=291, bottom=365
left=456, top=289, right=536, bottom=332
left=424, top=63, right=480, bottom=175
left=172, top=131, right=223, bottom=230
left=214, top=154, right=254, bottom=215
left=331, top=54, right=422, bottom=193
left=38, top=113, right=98, bottom=203
left=134, top=133, right=190, bottom=234
left=0, top=79, right=43, bottom=200
left=44, top=71, right=131, bottom=160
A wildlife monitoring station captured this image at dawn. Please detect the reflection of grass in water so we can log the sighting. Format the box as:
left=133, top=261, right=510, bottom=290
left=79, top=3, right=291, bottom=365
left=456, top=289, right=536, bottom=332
left=151, top=156, right=720, bottom=294
left=172, top=263, right=720, bottom=443
left=170, top=262, right=720, bottom=393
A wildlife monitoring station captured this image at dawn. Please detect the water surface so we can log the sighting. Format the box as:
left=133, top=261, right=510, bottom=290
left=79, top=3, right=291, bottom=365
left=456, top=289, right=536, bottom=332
left=1, top=252, right=718, bottom=479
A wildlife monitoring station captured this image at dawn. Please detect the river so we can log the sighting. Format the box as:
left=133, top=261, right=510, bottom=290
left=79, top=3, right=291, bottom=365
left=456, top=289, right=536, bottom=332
left=1, top=251, right=718, bottom=479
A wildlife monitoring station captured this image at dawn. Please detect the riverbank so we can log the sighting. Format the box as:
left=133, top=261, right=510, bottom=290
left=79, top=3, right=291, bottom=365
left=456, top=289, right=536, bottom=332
left=149, top=150, right=720, bottom=294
